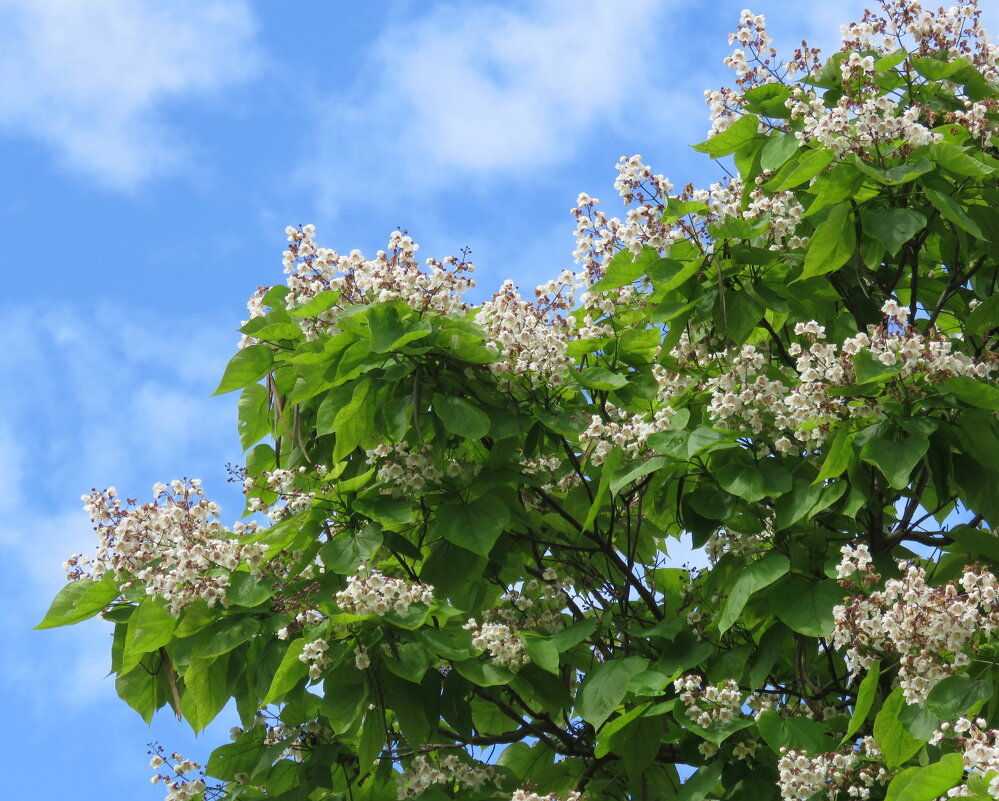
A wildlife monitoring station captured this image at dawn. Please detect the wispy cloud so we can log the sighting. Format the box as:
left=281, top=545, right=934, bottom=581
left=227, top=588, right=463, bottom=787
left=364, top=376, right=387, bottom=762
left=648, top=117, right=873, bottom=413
left=304, top=0, right=679, bottom=217
left=0, top=0, right=261, bottom=190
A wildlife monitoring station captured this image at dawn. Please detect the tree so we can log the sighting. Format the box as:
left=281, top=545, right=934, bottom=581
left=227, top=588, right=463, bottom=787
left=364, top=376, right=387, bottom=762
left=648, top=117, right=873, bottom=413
left=37, top=1, right=999, bottom=799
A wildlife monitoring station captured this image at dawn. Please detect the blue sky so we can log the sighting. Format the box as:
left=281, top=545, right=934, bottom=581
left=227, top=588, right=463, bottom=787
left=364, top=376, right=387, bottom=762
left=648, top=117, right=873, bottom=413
left=4, top=1, right=995, bottom=798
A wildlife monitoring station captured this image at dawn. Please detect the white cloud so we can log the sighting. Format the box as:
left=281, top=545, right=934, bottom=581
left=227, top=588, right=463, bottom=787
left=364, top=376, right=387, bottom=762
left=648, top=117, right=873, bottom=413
left=0, top=303, right=243, bottom=718
left=0, top=0, right=261, bottom=189
left=305, top=0, right=675, bottom=216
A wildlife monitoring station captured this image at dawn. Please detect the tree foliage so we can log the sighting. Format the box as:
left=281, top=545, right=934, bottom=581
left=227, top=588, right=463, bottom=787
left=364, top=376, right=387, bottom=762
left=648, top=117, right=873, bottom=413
left=39, top=2, right=999, bottom=800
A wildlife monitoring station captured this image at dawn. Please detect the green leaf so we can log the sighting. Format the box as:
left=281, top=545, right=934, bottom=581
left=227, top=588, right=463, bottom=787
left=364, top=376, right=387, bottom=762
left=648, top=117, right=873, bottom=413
left=853, top=349, right=904, bottom=385
left=453, top=658, right=515, bottom=687
left=206, top=732, right=266, bottom=781
left=588, top=247, right=659, bottom=292
left=775, top=479, right=824, bottom=530
left=522, top=634, right=560, bottom=675
left=649, top=258, right=699, bottom=293
left=815, top=425, right=856, bottom=482
left=926, top=675, right=993, bottom=720
left=115, top=659, right=168, bottom=724
left=575, top=657, right=649, bottom=729
left=861, top=432, right=929, bottom=490
left=213, top=345, right=273, bottom=395
left=924, top=185, right=986, bottom=239
left=384, top=641, right=430, bottom=684
left=875, top=688, right=924, bottom=769
left=353, top=496, right=414, bottom=528
left=968, top=294, right=999, bottom=335
left=860, top=208, right=927, bottom=255
left=434, top=496, right=510, bottom=557
left=226, top=571, right=274, bottom=608
left=358, top=708, right=387, bottom=773
left=237, top=383, right=271, bottom=450
left=692, top=114, right=760, bottom=158
left=578, top=367, right=630, bottom=390
left=911, top=55, right=966, bottom=81
left=432, top=393, right=490, bottom=439
left=251, top=322, right=304, bottom=342
left=760, top=132, right=799, bottom=172
left=798, top=202, right=855, bottom=282
left=320, top=524, right=383, bottom=574
left=718, top=553, right=789, bottom=634
left=717, top=460, right=791, bottom=502
left=263, top=639, right=308, bottom=704
left=679, top=763, right=723, bottom=801
left=367, top=303, right=432, bottom=353
left=190, top=616, right=261, bottom=659
left=181, top=654, right=231, bottom=733
left=121, top=598, right=178, bottom=674
left=35, top=575, right=120, bottom=629
left=884, top=753, right=964, bottom=801
left=764, top=147, right=835, bottom=191
left=290, top=290, right=341, bottom=318
left=741, top=83, right=792, bottom=117
left=843, top=661, right=881, bottom=744
left=940, top=377, right=999, bottom=410
left=662, top=199, right=709, bottom=222
left=932, top=142, right=994, bottom=177
left=770, top=577, right=842, bottom=637
left=947, top=525, right=999, bottom=564
left=757, top=710, right=833, bottom=756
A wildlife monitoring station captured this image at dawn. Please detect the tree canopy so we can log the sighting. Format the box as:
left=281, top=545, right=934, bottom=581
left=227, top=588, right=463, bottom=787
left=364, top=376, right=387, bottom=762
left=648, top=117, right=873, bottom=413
left=38, top=2, right=999, bottom=800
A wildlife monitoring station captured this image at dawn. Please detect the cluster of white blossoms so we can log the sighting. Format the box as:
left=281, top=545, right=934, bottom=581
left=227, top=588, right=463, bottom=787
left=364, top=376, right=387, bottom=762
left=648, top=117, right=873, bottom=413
left=149, top=752, right=206, bottom=801
left=704, top=517, right=775, bottom=563
left=364, top=443, right=481, bottom=496
left=244, top=465, right=318, bottom=522
left=786, top=90, right=943, bottom=156
left=510, top=791, right=581, bottom=801
left=931, top=716, right=999, bottom=798
left=335, top=567, right=434, bottom=616
left=701, top=300, right=994, bottom=451
left=487, top=570, right=571, bottom=634
left=250, top=225, right=474, bottom=344
left=463, top=619, right=529, bottom=670
left=832, top=544, right=999, bottom=703
left=579, top=402, right=676, bottom=466
left=777, top=740, right=887, bottom=801
left=67, top=480, right=266, bottom=616
left=396, top=754, right=497, bottom=799
left=474, top=278, right=577, bottom=388
left=674, top=674, right=743, bottom=728
left=299, top=638, right=330, bottom=680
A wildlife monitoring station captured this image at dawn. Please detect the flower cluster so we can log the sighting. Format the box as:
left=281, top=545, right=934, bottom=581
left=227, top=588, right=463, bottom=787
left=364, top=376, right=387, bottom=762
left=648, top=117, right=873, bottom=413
left=149, top=751, right=207, bottom=801
left=334, top=567, right=434, bottom=616
left=270, top=226, right=474, bottom=342
left=579, top=402, right=676, bottom=466
left=474, top=278, right=576, bottom=388
left=67, top=480, right=266, bottom=616
left=931, top=716, right=999, bottom=798
left=364, top=443, right=482, bottom=496
left=244, top=465, right=319, bottom=522
left=396, top=754, right=498, bottom=800
left=786, top=90, right=942, bottom=157
left=704, top=516, right=775, bottom=563
left=777, top=740, right=887, bottom=801
left=489, top=571, right=571, bottom=634
left=463, top=619, right=529, bottom=670
left=701, top=300, right=994, bottom=451
left=510, top=792, right=581, bottom=801
left=299, top=638, right=330, bottom=680
left=832, top=544, right=999, bottom=703
left=674, top=674, right=743, bottom=728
